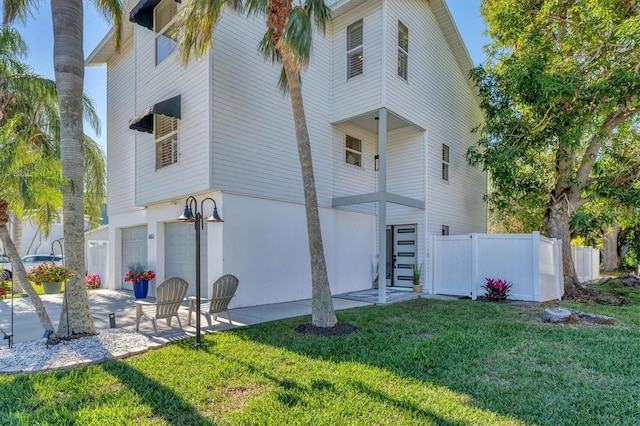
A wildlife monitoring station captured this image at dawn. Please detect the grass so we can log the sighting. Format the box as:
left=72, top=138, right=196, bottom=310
left=1, top=292, right=640, bottom=425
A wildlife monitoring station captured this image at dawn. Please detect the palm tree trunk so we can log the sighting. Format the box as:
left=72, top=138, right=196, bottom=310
left=51, top=0, right=95, bottom=337
left=0, top=199, right=55, bottom=333
left=280, top=46, right=337, bottom=328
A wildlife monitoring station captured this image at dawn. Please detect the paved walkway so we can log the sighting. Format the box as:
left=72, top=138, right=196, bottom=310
left=0, top=288, right=453, bottom=373
left=0, top=289, right=375, bottom=345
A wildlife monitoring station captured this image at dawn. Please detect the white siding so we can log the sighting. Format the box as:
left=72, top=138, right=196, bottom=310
left=383, top=0, right=486, bottom=235
left=106, top=36, right=137, bottom=214
left=332, top=123, right=377, bottom=215
left=331, top=0, right=384, bottom=122
left=131, top=22, right=211, bottom=205
left=210, top=11, right=336, bottom=206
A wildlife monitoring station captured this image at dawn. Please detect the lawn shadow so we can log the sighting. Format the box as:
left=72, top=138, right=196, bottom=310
left=230, top=356, right=462, bottom=425
left=100, top=360, right=215, bottom=425
left=230, top=297, right=637, bottom=425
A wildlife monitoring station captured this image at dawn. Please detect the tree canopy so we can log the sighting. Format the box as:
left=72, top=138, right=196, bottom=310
left=468, top=0, right=640, bottom=293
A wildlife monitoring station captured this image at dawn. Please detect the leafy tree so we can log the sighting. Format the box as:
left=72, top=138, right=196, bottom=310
left=4, top=0, right=123, bottom=338
left=180, top=0, right=337, bottom=327
left=0, top=26, right=107, bottom=340
left=467, top=0, right=640, bottom=295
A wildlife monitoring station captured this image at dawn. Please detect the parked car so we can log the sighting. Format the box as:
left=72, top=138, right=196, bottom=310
left=0, top=255, right=10, bottom=281
left=0, top=254, right=63, bottom=280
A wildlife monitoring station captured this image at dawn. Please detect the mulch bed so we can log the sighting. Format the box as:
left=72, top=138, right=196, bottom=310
left=295, top=323, right=358, bottom=337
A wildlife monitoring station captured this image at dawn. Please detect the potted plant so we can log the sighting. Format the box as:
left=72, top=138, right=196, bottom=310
left=412, top=263, right=423, bottom=293
left=124, top=262, right=156, bottom=299
left=85, top=273, right=101, bottom=289
left=25, top=261, right=75, bottom=294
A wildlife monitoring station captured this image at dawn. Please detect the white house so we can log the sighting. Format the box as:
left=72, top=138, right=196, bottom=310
left=87, top=0, right=486, bottom=307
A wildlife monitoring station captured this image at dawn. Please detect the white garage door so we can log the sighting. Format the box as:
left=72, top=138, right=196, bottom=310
left=165, top=222, right=207, bottom=297
left=122, top=226, right=147, bottom=291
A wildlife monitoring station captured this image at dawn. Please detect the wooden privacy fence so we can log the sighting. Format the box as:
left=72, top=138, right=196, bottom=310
left=429, top=232, right=599, bottom=302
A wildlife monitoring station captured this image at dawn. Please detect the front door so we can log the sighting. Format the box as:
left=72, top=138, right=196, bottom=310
left=385, top=224, right=417, bottom=287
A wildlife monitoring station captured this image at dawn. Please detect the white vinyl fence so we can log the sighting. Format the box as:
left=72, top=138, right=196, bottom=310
left=430, top=232, right=563, bottom=302
left=87, top=240, right=109, bottom=288
left=430, top=232, right=601, bottom=302
left=571, top=246, right=600, bottom=282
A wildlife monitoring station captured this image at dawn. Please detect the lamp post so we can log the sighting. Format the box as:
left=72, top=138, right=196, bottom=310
left=51, top=238, right=69, bottom=339
left=177, top=196, right=223, bottom=348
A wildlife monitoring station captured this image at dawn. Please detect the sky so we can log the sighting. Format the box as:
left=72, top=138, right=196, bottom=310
left=16, top=1, right=487, bottom=151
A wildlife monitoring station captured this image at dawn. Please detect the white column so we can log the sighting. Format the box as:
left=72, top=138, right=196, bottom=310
left=378, top=109, right=387, bottom=304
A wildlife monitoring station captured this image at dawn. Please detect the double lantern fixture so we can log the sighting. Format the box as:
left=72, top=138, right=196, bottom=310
left=177, top=196, right=223, bottom=348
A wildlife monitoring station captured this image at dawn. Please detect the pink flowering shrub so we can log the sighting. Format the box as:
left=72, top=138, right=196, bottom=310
left=482, top=278, right=513, bottom=301
left=85, top=273, right=101, bottom=289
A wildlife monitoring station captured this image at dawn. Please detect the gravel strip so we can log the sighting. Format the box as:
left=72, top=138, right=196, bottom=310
left=0, top=329, right=159, bottom=372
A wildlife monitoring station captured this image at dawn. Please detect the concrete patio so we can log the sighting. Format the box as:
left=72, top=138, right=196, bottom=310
left=0, top=289, right=379, bottom=345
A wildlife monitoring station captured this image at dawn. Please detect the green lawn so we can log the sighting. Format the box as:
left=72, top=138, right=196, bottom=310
left=1, top=290, right=639, bottom=425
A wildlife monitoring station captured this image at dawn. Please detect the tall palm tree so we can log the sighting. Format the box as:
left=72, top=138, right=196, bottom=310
left=4, top=0, right=124, bottom=338
left=0, top=26, right=107, bottom=340
left=180, top=0, right=337, bottom=327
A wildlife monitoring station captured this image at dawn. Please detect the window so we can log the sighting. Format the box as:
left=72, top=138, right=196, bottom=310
left=398, top=21, right=408, bottom=80
left=347, top=20, right=363, bottom=79
left=155, top=0, right=178, bottom=65
left=442, top=225, right=449, bottom=236
left=155, top=114, right=178, bottom=169
left=345, top=135, right=362, bottom=167
left=442, top=144, right=450, bottom=181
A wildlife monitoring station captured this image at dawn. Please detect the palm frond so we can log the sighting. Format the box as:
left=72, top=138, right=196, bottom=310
left=304, top=0, right=332, bottom=34
left=243, top=0, right=266, bottom=17
left=2, top=0, right=39, bottom=25
left=83, top=135, right=106, bottom=227
left=82, top=92, right=101, bottom=136
left=283, top=7, right=312, bottom=67
left=258, top=28, right=279, bottom=63
left=93, top=0, right=125, bottom=51
left=178, top=0, right=228, bottom=63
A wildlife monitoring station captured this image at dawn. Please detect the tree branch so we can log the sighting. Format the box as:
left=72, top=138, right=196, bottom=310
left=576, top=94, right=640, bottom=190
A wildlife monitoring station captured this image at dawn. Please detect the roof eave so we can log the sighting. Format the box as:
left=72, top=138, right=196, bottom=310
left=86, top=22, right=134, bottom=66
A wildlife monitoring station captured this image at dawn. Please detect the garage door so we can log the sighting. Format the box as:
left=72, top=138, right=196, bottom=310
left=122, top=226, right=148, bottom=291
left=165, top=222, right=207, bottom=297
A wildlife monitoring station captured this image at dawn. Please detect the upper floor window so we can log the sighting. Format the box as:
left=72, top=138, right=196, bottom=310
left=155, top=114, right=178, bottom=169
left=345, top=135, right=362, bottom=167
left=398, top=21, right=408, bottom=80
left=442, top=144, right=450, bottom=181
left=155, top=0, right=178, bottom=65
left=347, top=20, right=363, bottom=79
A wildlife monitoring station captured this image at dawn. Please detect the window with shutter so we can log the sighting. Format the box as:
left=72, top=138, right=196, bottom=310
left=442, top=144, right=450, bottom=181
left=398, top=22, right=408, bottom=80
left=347, top=20, right=363, bottom=79
left=155, top=114, right=178, bottom=169
left=154, top=0, right=178, bottom=65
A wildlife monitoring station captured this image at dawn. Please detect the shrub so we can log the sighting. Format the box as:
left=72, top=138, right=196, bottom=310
left=482, top=278, right=512, bottom=301
left=85, top=273, right=101, bottom=289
